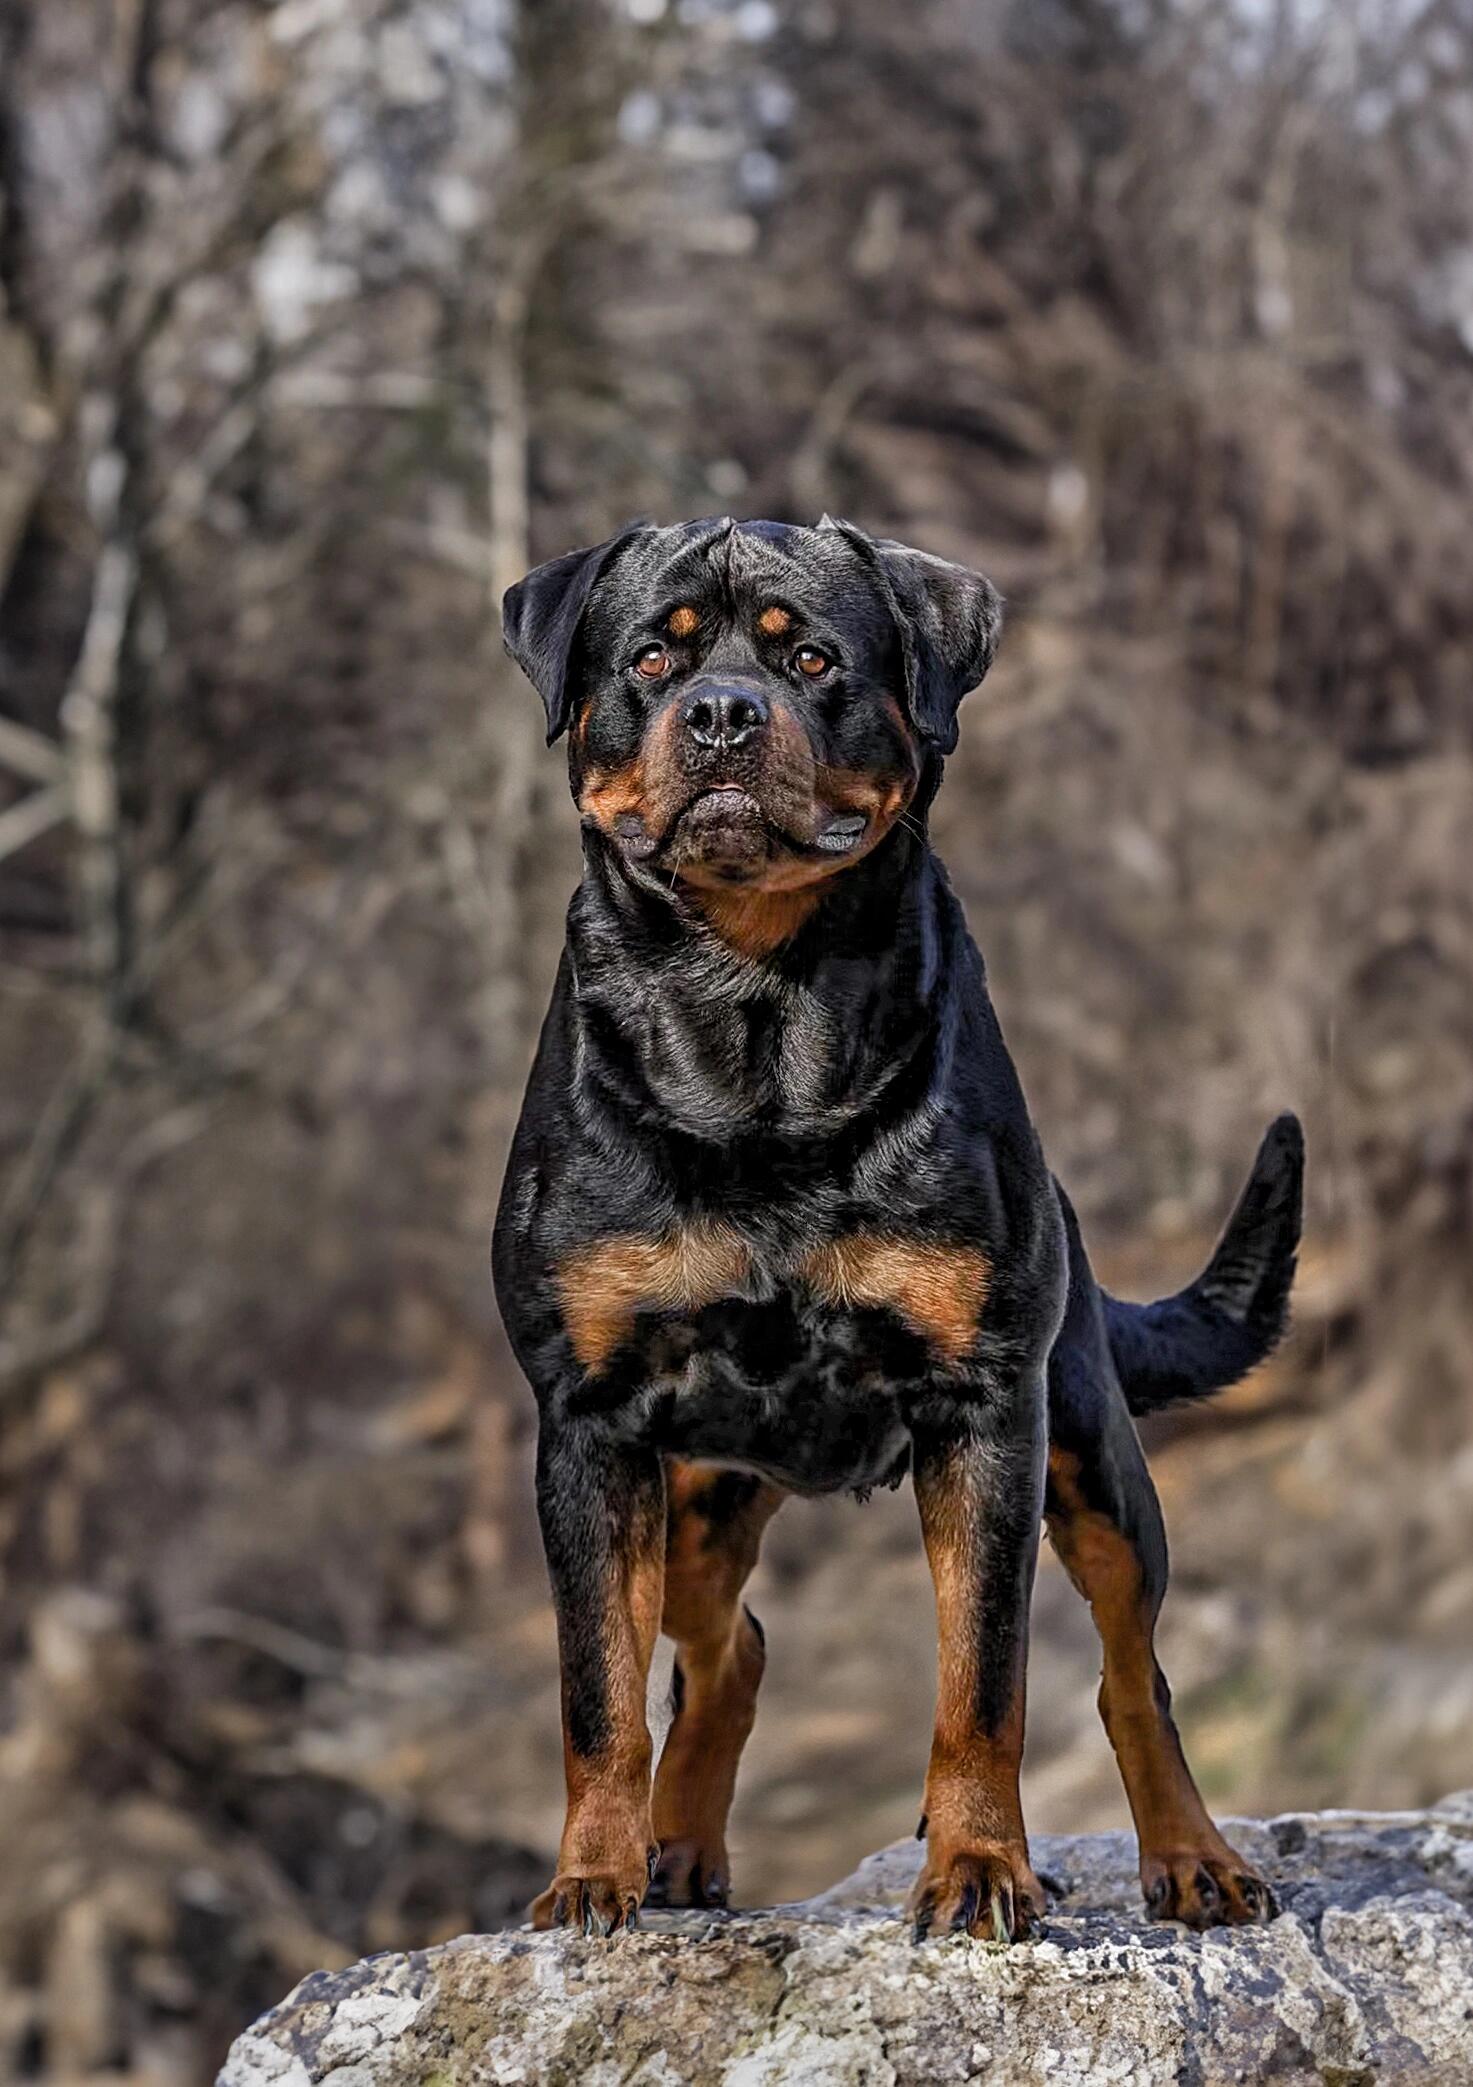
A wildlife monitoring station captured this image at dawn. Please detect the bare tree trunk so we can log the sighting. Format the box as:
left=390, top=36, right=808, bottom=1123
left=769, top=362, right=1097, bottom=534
left=480, top=238, right=547, bottom=1072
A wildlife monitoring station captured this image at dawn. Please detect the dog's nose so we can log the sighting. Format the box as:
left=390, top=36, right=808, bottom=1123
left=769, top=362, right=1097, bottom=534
left=682, top=686, right=769, bottom=750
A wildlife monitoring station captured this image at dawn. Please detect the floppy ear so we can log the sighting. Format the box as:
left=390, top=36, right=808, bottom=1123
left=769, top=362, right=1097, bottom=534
left=819, top=517, right=1002, bottom=754
left=501, top=523, right=645, bottom=744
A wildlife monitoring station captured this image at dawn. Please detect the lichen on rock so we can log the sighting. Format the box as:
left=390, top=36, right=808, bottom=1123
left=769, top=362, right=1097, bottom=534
left=220, top=1801, right=1473, bottom=2086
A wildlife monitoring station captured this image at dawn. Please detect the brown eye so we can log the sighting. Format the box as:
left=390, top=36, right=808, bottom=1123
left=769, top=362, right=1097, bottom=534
left=635, top=644, right=670, bottom=679
left=795, top=646, right=830, bottom=678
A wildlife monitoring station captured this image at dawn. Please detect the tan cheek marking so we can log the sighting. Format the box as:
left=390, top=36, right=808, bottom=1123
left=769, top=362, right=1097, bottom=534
left=668, top=605, right=700, bottom=638
left=641, top=698, right=691, bottom=831
left=579, top=703, right=689, bottom=836
left=758, top=605, right=793, bottom=637
left=579, top=760, right=645, bottom=827
left=558, top=1222, right=751, bottom=1372
left=799, top=1236, right=989, bottom=1365
left=816, top=701, right=921, bottom=834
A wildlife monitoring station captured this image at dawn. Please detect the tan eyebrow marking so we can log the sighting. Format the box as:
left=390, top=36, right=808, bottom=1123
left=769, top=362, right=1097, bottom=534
left=667, top=604, right=700, bottom=637
left=757, top=605, right=793, bottom=637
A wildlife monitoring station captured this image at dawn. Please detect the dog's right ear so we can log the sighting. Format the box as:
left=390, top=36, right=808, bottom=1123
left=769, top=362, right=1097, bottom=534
left=501, top=523, right=646, bottom=744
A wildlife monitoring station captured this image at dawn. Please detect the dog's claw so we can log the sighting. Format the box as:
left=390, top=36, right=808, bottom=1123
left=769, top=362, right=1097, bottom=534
left=530, top=1872, right=646, bottom=1936
left=908, top=1845, right=1044, bottom=1946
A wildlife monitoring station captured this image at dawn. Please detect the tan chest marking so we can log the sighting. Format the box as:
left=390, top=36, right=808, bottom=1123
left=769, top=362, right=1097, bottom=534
left=799, top=1236, right=990, bottom=1366
left=558, top=1222, right=751, bottom=1373
left=687, top=882, right=825, bottom=957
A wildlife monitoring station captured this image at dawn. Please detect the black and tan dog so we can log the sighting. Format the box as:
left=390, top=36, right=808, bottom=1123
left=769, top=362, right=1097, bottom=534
left=493, top=515, right=1302, bottom=1943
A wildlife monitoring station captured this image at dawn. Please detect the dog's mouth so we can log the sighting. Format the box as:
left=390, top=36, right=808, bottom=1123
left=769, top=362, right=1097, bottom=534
left=613, top=787, right=868, bottom=869
left=681, top=784, right=765, bottom=830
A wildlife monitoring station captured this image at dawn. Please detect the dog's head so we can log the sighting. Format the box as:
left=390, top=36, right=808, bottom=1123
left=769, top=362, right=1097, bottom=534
left=502, top=516, right=1000, bottom=899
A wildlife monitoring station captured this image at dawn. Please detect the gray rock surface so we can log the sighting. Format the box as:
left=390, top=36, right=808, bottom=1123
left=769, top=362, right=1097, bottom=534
left=221, top=1802, right=1473, bottom=2085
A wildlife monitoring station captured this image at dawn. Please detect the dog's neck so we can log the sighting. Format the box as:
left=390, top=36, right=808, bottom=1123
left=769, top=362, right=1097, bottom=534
left=564, top=822, right=969, bottom=1146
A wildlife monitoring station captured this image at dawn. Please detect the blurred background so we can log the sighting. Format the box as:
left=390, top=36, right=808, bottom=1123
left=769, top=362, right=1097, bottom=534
left=1, top=0, right=1470, bottom=2077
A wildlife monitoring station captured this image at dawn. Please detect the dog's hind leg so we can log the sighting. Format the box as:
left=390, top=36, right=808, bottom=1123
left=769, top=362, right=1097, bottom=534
left=647, top=1462, right=784, bottom=1909
left=1047, top=1189, right=1277, bottom=1929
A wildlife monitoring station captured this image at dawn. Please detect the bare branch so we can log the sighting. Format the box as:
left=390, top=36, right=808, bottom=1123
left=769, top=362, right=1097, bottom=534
left=0, top=781, right=69, bottom=866
left=0, top=716, right=65, bottom=786
left=0, top=1187, right=116, bottom=1400
left=60, top=441, right=137, bottom=1000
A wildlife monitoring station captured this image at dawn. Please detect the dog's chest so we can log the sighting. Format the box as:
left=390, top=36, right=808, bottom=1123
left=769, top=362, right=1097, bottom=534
left=559, top=1222, right=987, bottom=1377
left=557, top=1226, right=989, bottom=1493
left=634, top=1284, right=918, bottom=1493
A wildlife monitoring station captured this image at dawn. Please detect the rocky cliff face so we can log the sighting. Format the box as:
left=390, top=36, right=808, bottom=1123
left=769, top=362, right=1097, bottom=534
left=222, top=1802, right=1473, bottom=2086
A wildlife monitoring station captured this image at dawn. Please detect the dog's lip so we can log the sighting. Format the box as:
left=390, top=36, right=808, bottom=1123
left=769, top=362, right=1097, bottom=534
left=618, top=790, right=870, bottom=858
left=682, top=785, right=763, bottom=817
left=813, top=808, right=867, bottom=854
left=611, top=812, right=659, bottom=857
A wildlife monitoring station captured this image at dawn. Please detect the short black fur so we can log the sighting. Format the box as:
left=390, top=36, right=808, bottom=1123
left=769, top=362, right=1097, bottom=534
left=493, top=515, right=1304, bottom=1942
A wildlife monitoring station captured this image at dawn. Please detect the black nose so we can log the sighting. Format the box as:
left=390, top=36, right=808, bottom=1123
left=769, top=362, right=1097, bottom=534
left=682, top=686, right=769, bottom=750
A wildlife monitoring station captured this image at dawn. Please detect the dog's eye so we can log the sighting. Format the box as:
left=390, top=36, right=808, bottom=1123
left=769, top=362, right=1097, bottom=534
left=795, top=646, right=831, bottom=678
left=634, top=644, right=671, bottom=679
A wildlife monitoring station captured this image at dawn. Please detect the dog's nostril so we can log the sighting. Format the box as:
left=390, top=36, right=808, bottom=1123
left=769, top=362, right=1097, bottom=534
left=685, top=698, right=718, bottom=744
left=726, top=695, right=764, bottom=742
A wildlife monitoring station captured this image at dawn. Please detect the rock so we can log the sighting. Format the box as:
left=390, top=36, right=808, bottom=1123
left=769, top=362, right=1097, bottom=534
left=220, top=1803, right=1473, bottom=2086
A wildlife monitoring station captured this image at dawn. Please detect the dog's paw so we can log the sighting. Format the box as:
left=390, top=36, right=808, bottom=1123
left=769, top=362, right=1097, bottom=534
left=646, top=1836, right=731, bottom=1909
left=909, top=1841, right=1046, bottom=1944
left=1141, top=1848, right=1278, bottom=1929
left=529, top=1863, right=651, bottom=1936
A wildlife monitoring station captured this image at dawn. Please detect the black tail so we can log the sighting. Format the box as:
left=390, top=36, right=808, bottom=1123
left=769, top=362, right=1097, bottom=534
left=1103, top=1113, right=1305, bottom=1418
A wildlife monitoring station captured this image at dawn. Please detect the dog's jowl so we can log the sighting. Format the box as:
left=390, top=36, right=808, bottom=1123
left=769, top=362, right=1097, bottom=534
left=493, top=516, right=1303, bottom=1941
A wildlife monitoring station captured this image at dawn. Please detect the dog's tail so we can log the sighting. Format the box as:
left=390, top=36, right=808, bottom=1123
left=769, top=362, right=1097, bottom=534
left=1102, top=1113, right=1305, bottom=1418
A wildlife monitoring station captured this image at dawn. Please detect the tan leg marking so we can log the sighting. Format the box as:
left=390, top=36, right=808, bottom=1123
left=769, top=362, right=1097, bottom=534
left=1046, top=1447, right=1276, bottom=1928
left=910, top=1438, right=1044, bottom=1942
left=533, top=1485, right=665, bottom=1933
left=650, top=1464, right=784, bottom=1907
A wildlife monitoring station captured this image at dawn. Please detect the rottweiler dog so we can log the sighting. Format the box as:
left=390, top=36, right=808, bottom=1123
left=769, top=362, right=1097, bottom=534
left=493, top=515, right=1303, bottom=1943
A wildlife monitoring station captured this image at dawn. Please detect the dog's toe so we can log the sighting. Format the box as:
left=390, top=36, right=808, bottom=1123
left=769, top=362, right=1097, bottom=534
left=1142, top=1848, right=1278, bottom=1929
left=648, top=1837, right=730, bottom=1910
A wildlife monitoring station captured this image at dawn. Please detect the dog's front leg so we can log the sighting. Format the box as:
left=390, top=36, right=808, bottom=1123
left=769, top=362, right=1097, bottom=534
left=530, top=1414, right=665, bottom=1934
left=910, top=1385, right=1048, bottom=1944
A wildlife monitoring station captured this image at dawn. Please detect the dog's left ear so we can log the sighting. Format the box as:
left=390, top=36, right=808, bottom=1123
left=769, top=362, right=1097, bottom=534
left=819, top=517, right=1002, bottom=754
left=502, top=522, right=646, bottom=743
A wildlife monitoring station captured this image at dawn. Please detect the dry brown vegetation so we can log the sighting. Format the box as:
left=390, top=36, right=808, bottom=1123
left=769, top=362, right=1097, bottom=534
left=1, top=0, right=1470, bottom=2078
